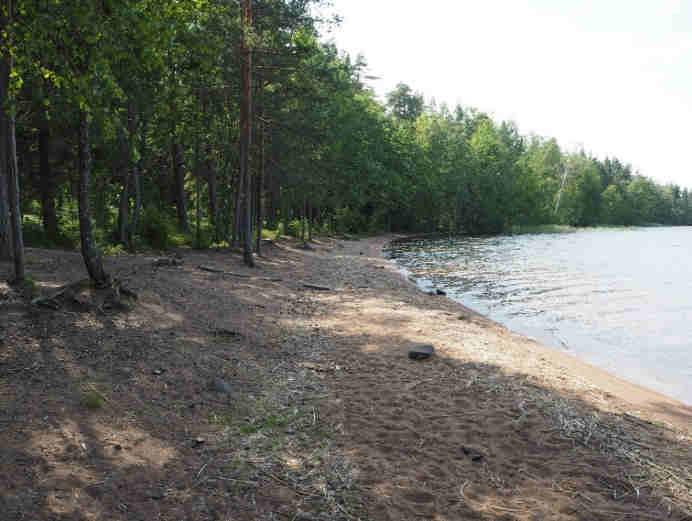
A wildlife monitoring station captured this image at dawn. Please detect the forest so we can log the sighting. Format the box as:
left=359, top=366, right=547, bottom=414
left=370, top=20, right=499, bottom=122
left=1, top=0, right=690, bottom=285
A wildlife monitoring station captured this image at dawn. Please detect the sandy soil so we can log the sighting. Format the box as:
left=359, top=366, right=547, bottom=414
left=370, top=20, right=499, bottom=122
left=1, top=236, right=690, bottom=521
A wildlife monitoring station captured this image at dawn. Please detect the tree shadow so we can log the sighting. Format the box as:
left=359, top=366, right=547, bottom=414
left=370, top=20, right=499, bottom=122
left=1, top=241, right=690, bottom=521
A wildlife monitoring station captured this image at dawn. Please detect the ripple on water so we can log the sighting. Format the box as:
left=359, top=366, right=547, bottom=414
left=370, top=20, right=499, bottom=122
left=388, top=228, right=692, bottom=405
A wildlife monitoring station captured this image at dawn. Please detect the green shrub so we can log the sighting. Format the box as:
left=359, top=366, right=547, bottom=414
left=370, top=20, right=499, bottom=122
left=22, top=213, right=77, bottom=249
left=287, top=218, right=303, bottom=238
left=81, top=390, right=106, bottom=410
left=140, top=206, right=177, bottom=250
left=334, top=206, right=366, bottom=234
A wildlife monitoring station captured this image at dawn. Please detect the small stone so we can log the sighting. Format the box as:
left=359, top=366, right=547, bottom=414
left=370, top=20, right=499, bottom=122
left=152, top=368, right=166, bottom=376
left=192, top=437, right=206, bottom=447
left=148, top=487, right=166, bottom=500
left=461, top=445, right=485, bottom=462
left=210, top=378, right=232, bottom=394
left=435, top=288, right=446, bottom=296
left=408, top=344, right=435, bottom=361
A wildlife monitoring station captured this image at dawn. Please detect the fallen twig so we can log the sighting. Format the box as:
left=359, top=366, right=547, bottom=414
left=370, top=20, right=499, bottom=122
left=301, top=283, right=332, bottom=291
left=198, top=265, right=251, bottom=278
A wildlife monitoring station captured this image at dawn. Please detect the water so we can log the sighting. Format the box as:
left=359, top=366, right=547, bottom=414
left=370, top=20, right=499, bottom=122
left=387, top=228, right=692, bottom=405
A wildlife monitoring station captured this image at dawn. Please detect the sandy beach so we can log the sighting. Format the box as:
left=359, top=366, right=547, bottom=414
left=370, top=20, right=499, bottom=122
left=1, top=236, right=690, bottom=520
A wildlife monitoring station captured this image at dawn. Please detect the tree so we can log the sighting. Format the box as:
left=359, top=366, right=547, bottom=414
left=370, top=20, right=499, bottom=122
left=386, top=83, right=424, bottom=121
left=239, top=0, right=255, bottom=267
left=1, top=0, right=25, bottom=282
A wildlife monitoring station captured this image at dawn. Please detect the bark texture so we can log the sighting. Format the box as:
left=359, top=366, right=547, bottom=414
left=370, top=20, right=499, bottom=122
left=78, top=112, right=110, bottom=288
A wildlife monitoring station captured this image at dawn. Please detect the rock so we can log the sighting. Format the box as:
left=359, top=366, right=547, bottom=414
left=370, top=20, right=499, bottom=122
left=210, top=378, right=232, bottom=394
left=212, top=328, right=241, bottom=338
left=408, top=344, right=435, bottom=361
left=192, top=437, right=206, bottom=447
left=435, top=288, right=446, bottom=296
left=148, top=487, right=166, bottom=500
left=153, top=257, right=183, bottom=268
left=152, top=368, right=166, bottom=376
left=461, top=445, right=485, bottom=462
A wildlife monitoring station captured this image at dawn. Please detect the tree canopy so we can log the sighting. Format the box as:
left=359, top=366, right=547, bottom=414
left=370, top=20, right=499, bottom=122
left=0, top=0, right=689, bottom=283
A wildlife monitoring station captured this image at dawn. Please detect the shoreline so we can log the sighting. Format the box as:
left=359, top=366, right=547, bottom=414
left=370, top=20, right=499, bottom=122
left=377, top=234, right=692, bottom=431
left=2, top=237, right=690, bottom=520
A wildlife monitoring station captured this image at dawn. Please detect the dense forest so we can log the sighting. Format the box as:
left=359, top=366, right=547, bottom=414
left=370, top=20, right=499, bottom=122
left=1, top=0, right=690, bottom=285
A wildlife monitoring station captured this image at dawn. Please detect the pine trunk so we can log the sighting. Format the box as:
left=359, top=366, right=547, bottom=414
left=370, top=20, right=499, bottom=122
left=206, top=154, right=219, bottom=239
left=1, top=15, right=24, bottom=281
left=38, top=120, right=58, bottom=241
left=117, top=130, right=130, bottom=245
left=78, top=112, right=109, bottom=288
left=255, top=121, right=264, bottom=255
left=0, top=106, right=10, bottom=260
left=239, top=0, right=254, bottom=266
left=6, top=106, right=23, bottom=281
left=0, top=7, right=10, bottom=260
left=130, top=114, right=145, bottom=245
left=172, top=142, right=189, bottom=233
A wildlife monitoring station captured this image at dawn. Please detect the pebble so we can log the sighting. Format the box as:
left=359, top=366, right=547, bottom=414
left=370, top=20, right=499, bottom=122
left=408, top=344, right=435, bottom=361
left=210, top=378, right=232, bottom=394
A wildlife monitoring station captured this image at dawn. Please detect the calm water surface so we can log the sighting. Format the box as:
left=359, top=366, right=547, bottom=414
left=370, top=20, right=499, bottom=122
left=387, top=228, right=692, bottom=405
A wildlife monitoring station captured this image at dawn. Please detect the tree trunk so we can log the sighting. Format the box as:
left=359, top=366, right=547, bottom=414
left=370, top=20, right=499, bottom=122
left=307, top=201, right=312, bottom=242
left=232, top=156, right=243, bottom=246
left=117, top=130, right=130, bottom=245
left=0, top=88, right=10, bottom=260
left=129, top=113, right=145, bottom=246
left=239, top=0, right=254, bottom=266
left=255, top=121, right=264, bottom=255
left=6, top=107, right=23, bottom=281
left=172, top=142, right=189, bottom=233
left=1, top=8, right=24, bottom=281
left=205, top=144, right=219, bottom=238
left=194, top=130, right=202, bottom=248
left=117, top=171, right=130, bottom=245
left=78, top=112, right=109, bottom=288
left=38, top=118, right=58, bottom=241
left=0, top=166, right=10, bottom=261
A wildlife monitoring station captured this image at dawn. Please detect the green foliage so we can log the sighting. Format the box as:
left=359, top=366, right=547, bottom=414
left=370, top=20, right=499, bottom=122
left=81, top=390, right=106, bottom=410
left=333, top=207, right=367, bottom=234
left=286, top=219, right=303, bottom=238
left=6, top=0, right=691, bottom=283
left=140, top=207, right=178, bottom=250
left=22, top=214, right=77, bottom=249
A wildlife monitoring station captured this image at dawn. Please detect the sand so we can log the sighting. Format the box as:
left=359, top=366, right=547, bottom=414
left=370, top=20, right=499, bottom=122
left=1, top=236, right=690, bottom=520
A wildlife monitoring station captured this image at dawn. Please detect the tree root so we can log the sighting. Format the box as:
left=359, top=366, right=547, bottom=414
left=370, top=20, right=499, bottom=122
left=32, top=278, right=138, bottom=312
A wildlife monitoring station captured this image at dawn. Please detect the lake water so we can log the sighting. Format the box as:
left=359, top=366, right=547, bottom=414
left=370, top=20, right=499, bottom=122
left=387, top=228, right=692, bottom=405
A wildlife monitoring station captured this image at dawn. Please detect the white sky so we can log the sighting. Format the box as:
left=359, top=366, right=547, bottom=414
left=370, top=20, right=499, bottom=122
left=319, top=0, right=692, bottom=187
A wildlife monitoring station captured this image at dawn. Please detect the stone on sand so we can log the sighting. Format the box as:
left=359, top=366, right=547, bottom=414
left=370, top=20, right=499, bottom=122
left=408, top=344, right=435, bottom=361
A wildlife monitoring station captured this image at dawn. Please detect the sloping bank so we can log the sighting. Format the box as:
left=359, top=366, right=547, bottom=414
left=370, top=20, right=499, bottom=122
left=307, top=235, right=691, bottom=520
left=1, top=237, right=690, bottom=521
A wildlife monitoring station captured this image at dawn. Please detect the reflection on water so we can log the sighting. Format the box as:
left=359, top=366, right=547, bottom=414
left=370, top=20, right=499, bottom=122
left=387, top=228, right=692, bottom=405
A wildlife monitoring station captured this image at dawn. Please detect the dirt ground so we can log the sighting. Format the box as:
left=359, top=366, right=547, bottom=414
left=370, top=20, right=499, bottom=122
left=1, top=236, right=690, bottom=521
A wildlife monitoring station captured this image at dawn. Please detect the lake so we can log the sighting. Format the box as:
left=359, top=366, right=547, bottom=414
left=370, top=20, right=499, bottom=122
left=387, top=228, right=692, bottom=405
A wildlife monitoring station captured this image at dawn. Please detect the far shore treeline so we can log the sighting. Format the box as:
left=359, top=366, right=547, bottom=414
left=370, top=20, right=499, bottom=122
left=0, top=1, right=690, bottom=285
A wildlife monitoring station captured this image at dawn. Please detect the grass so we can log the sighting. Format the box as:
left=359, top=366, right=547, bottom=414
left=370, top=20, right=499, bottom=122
left=81, top=389, right=106, bottom=410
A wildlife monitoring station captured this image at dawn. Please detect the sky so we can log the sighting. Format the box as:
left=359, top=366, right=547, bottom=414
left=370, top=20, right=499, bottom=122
left=318, top=0, right=692, bottom=187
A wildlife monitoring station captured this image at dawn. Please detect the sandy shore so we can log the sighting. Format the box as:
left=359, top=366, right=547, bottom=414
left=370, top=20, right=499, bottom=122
left=1, top=236, right=690, bottom=520
left=373, top=235, right=691, bottom=430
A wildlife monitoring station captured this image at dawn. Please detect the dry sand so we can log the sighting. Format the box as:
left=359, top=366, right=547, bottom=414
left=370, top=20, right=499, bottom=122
left=1, top=236, right=690, bottom=520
